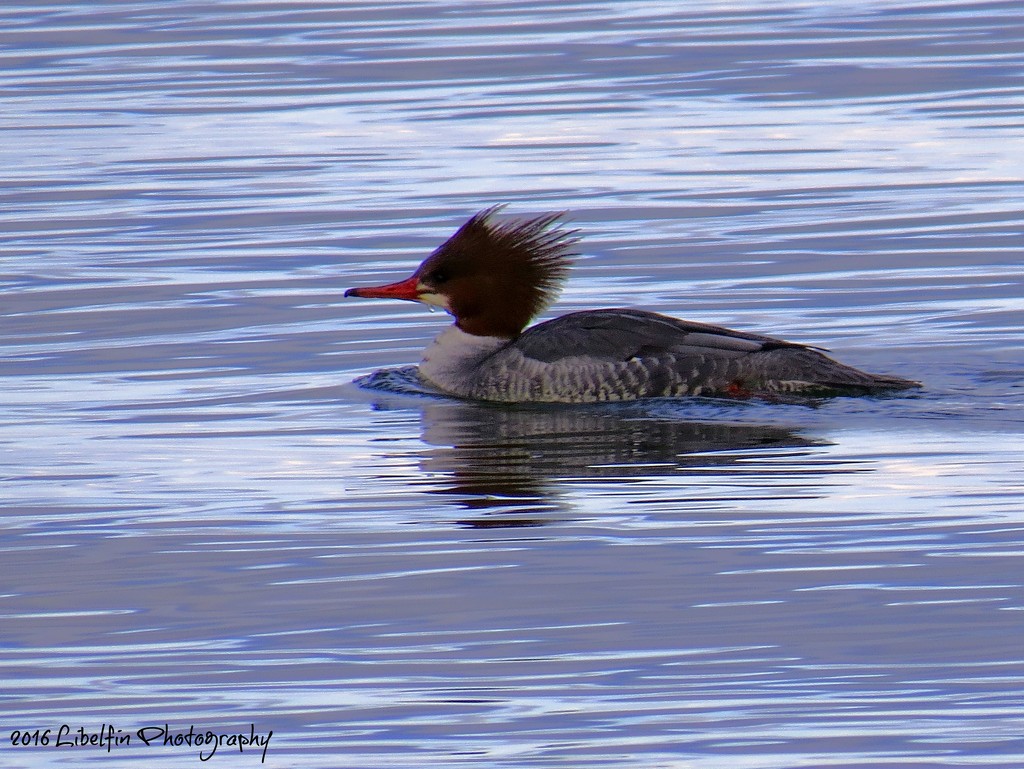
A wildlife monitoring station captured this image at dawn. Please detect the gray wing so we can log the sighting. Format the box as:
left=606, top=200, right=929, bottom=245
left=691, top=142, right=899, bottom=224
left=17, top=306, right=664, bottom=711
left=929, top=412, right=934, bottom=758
left=513, top=309, right=805, bottom=363
left=510, top=309, right=915, bottom=396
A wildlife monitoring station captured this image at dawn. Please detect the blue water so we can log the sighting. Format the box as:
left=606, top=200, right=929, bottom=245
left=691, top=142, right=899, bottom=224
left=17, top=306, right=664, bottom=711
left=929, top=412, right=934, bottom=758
left=2, top=1, right=1024, bottom=767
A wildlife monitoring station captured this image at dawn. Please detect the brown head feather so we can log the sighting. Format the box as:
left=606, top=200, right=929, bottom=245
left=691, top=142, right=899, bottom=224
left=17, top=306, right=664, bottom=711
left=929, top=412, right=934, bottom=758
left=414, top=206, right=579, bottom=337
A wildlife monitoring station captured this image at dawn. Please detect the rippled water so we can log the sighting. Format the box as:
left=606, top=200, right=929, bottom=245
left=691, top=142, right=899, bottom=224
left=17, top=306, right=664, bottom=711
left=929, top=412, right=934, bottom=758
left=2, top=1, right=1024, bottom=767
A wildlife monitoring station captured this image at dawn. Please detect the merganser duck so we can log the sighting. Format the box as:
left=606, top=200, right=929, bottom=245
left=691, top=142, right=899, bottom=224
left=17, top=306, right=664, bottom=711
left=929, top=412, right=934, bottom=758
left=345, top=207, right=920, bottom=403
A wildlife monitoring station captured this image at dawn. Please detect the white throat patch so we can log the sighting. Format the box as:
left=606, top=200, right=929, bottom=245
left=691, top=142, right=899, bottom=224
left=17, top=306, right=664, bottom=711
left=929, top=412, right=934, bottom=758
left=416, top=284, right=451, bottom=312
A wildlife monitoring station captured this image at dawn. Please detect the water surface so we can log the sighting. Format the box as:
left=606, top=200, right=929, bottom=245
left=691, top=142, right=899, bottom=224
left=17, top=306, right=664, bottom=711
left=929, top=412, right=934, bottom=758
left=2, top=1, right=1024, bottom=767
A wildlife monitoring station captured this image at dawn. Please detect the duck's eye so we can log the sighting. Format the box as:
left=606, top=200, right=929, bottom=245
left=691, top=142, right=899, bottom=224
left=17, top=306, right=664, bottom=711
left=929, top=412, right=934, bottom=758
left=427, top=269, right=450, bottom=284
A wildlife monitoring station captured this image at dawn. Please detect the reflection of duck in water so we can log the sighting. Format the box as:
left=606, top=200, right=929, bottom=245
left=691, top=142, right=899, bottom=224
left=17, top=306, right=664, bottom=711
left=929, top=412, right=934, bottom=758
left=410, top=401, right=828, bottom=528
left=346, top=207, right=919, bottom=403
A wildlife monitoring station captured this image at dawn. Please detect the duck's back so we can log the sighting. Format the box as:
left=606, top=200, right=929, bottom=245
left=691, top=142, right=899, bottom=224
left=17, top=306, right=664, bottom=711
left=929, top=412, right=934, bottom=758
left=459, top=309, right=918, bottom=403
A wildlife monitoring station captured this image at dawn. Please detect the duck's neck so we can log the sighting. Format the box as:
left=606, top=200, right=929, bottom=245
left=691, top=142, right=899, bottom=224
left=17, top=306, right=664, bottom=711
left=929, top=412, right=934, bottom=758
left=418, top=325, right=511, bottom=396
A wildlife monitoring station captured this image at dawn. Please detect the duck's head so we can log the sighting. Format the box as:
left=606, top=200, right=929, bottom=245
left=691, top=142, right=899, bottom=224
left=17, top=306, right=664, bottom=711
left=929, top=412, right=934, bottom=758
left=345, top=206, right=579, bottom=338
